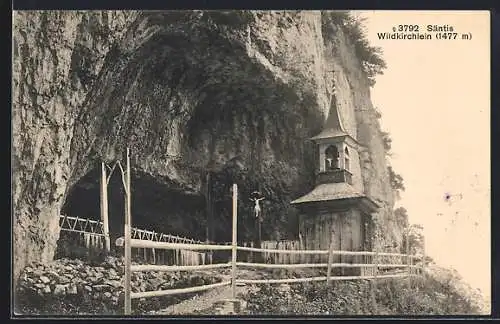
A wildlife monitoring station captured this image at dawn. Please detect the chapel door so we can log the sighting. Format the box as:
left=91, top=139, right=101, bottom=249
left=340, top=214, right=353, bottom=264
left=330, top=215, right=341, bottom=264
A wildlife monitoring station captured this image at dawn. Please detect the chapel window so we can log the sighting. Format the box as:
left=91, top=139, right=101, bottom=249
left=325, top=145, right=339, bottom=170
left=344, top=147, right=350, bottom=171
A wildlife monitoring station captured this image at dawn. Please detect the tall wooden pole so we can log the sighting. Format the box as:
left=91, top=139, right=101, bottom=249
left=255, top=194, right=263, bottom=263
left=339, top=220, right=344, bottom=276
left=420, top=238, right=426, bottom=289
left=254, top=215, right=263, bottom=263
left=205, top=171, right=210, bottom=243
left=406, top=229, right=411, bottom=290
left=231, top=183, right=238, bottom=299
left=422, top=237, right=426, bottom=276
left=326, top=231, right=334, bottom=284
left=258, top=219, right=262, bottom=247
left=100, top=162, right=111, bottom=252
left=206, top=171, right=213, bottom=264
left=124, top=148, right=132, bottom=315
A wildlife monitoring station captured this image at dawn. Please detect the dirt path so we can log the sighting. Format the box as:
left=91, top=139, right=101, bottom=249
left=148, top=267, right=411, bottom=315
left=152, top=271, right=260, bottom=315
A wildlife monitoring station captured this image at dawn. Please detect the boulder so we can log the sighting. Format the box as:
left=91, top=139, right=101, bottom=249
left=40, top=276, right=50, bottom=284
left=53, top=284, right=68, bottom=295
left=67, top=284, right=78, bottom=295
left=43, top=285, right=51, bottom=294
left=106, top=280, right=122, bottom=288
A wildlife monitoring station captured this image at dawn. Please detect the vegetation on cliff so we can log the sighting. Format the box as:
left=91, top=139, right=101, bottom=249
left=323, top=11, right=387, bottom=87
left=242, top=272, right=487, bottom=315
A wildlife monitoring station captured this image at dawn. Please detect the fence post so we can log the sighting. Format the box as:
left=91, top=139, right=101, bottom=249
left=420, top=241, right=426, bottom=289
left=421, top=236, right=426, bottom=276
left=406, top=232, right=411, bottom=289
left=422, top=243, right=426, bottom=276
left=326, top=232, right=334, bottom=284
left=100, top=162, right=111, bottom=252
left=231, top=183, right=238, bottom=299
left=374, top=249, right=379, bottom=279
left=124, top=148, right=132, bottom=315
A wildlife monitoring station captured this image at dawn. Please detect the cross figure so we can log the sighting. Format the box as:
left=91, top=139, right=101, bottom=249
left=249, top=191, right=265, bottom=222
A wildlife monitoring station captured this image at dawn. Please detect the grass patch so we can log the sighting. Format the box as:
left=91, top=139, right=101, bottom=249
left=242, top=272, right=486, bottom=315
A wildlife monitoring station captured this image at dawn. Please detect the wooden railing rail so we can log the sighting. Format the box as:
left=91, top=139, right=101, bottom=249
left=118, top=181, right=424, bottom=315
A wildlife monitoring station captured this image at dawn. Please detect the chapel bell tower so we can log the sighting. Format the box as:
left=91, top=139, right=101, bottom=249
left=291, top=97, right=379, bottom=275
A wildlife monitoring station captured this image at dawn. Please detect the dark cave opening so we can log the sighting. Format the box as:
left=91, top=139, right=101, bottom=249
left=60, top=163, right=274, bottom=255
left=60, top=166, right=210, bottom=250
left=59, top=161, right=265, bottom=246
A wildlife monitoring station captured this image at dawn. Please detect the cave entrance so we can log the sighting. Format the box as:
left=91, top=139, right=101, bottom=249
left=58, top=161, right=127, bottom=258
left=58, top=147, right=259, bottom=265
left=58, top=155, right=208, bottom=259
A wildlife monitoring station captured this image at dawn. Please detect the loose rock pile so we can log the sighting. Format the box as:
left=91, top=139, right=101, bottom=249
left=15, top=257, right=223, bottom=315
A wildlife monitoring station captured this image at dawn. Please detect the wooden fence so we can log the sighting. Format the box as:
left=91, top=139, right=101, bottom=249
left=129, top=228, right=208, bottom=265
left=56, top=216, right=107, bottom=258
left=237, top=241, right=395, bottom=266
left=120, top=235, right=421, bottom=314
left=239, top=240, right=304, bottom=264
left=58, top=214, right=208, bottom=266
left=58, top=149, right=210, bottom=266
left=119, top=184, right=424, bottom=315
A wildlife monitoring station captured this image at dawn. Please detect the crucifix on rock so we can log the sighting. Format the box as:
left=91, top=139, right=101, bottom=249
left=249, top=190, right=265, bottom=262
left=250, top=191, right=265, bottom=222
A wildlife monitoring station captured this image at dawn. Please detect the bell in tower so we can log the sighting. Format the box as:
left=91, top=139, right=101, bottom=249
left=309, top=96, right=360, bottom=187
left=291, top=96, right=379, bottom=276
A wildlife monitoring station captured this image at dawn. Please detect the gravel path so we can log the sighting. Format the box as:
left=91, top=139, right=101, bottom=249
left=147, top=268, right=412, bottom=315
left=152, top=271, right=260, bottom=315
left=149, top=267, right=327, bottom=315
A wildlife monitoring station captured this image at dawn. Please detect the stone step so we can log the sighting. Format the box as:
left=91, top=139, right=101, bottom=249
left=213, top=298, right=248, bottom=314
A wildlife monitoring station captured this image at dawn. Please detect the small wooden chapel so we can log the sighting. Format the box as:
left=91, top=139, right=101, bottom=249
left=291, top=101, right=379, bottom=273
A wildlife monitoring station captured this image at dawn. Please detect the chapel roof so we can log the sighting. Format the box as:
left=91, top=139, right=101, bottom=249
left=291, top=182, right=363, bottom=204
left=290, top=182, right=379, bottom=211
left=310, top=94, right=349, bottom=141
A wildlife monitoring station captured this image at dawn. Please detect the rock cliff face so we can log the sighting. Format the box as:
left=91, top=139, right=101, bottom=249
left=12, top=10, right=396, bottom=281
